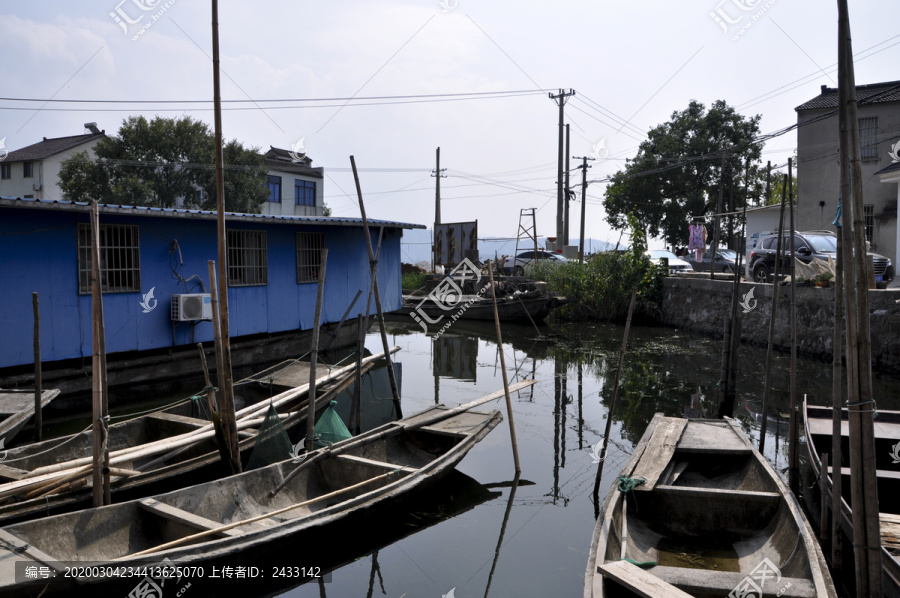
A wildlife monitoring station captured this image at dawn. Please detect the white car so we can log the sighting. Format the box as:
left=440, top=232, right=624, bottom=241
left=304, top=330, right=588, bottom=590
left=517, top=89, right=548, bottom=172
left=647, top=250, right=694, bottom=274
left=502, top=250, right=568, bottom=276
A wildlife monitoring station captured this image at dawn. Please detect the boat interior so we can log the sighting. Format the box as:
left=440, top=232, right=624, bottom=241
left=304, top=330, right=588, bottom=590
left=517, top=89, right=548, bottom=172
left=599, top=420, right=819, bottom=598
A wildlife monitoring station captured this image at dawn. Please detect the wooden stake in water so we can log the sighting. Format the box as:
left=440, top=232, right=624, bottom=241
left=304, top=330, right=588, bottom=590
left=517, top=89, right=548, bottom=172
left=487, top=261, right=521, bottom=475
left=89, top=203, right=110, bottom=506
left=32, top=293, right=42, bottom=443
left=306, top=249, right=328, bottom=452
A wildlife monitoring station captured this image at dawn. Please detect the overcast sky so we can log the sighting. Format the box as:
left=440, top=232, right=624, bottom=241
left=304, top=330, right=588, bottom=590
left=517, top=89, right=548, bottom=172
left=1, top=1, right=898, bottom=250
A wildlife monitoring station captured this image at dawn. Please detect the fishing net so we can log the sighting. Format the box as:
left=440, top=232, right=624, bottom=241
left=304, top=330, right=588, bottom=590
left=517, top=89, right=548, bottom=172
left=314, top=400, right=352, bottom=448
left=246, top=402, right=293, bottom=470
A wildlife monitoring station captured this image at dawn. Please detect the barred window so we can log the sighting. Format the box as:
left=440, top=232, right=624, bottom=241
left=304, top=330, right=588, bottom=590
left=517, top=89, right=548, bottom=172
left=296, top=233, right=324, bottom=283
left=227, top=230, right=267, bottom=286
left=864, top=204, right=874, bottom=243
left=77, top=223, right=141, bottom=294
left=859, top=117, right=878, bottom=159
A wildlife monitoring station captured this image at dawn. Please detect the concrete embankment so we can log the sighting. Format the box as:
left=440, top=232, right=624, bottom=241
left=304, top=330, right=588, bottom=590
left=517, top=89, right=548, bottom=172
left=659, top=276, right=900, bottom=374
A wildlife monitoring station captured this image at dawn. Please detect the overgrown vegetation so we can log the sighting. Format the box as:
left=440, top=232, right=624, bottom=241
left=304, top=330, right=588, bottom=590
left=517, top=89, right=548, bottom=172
left=531, top=214, right=664, bottom=322
left=401, top=272, right=427, bottom=291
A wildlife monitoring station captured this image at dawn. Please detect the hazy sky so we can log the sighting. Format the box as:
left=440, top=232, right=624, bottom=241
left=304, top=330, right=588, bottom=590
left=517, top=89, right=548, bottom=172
left=1, top=1, right=897, bottom=249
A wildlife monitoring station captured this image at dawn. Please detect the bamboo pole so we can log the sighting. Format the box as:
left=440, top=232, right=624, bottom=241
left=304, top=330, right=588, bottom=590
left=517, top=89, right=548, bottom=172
left=837, top=1, right=882, bottom=592
left=788, top=158, right=800, bottom=495
left=350, top=156, right=402, bottom=416
left=89, top=203, right=110, bottom=507
left=210, top=0, right=241, bottom=477
left=758, top=178, right=788, bottom=453
left=207, top=261, right=236, bottom=471
left=32, top=292, right=42, bottom=443
left=831, top=231, right=844, bottom=571
left=487, top=261, right=521, bottom=475
left=592, top=289, right=637, bottom=500
left=306, top=249, right=328, bottom=452
left=196, top=343, right=219, bottom=417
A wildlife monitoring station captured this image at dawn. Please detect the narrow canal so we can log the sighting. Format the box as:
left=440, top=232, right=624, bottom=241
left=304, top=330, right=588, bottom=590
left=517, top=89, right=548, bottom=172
left=271, top=318, right=900, bottom=598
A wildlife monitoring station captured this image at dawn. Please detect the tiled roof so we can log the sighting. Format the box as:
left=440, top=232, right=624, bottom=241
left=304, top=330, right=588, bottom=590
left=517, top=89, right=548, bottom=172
left=0, top=196, right=425, bottom=229
left=263, top=146, right=323, bottom=177
left=5, top=133, right=105, bottom=162
left=875, top=161, right=900, bottom=176
left=796, top=81, right=900, bottom=111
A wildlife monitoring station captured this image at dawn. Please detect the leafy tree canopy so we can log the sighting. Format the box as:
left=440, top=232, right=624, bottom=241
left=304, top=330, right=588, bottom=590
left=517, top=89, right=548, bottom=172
left=603, top=100, right=764, bottom=247
left=59, top=115, right=268, bottom=213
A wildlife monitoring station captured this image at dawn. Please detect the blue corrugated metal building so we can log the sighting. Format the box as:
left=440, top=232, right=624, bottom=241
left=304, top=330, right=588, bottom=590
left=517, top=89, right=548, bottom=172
left=0, top=197, right=423, bottom=371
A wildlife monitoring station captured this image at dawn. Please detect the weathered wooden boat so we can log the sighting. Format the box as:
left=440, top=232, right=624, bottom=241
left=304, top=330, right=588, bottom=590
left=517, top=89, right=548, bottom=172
left=404, top=290, right=567, bottom=327
left=0, top=384, right=515, bottom=597
left=0, top=351, right=395, bottom=525
left=585, top=413, right=837, bottom=598
left=0, top=389, right=60, bottom=446
left=803, top=399, right=900, bottom=594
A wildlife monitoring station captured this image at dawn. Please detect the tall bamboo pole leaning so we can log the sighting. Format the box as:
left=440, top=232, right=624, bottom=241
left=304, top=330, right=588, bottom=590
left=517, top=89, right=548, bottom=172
left=758, top=179, right=788, bottom=453
left=350, top=156, right=402, bottom=411
left=837, top=1, right=882, bottom=593
left=305, top=249, right=328, bottom=452
left=206, top=261, right=236, bottom=467
left=487, top=261, right=521, bottom=475
left=32, top=293, right=41, bottom=443
left=89, top=202, right=111, bottom=506
left=831, top=230, right=844, bottom=570
left=210, top=0, right=240, bottom=476
left=592, top=289, right=637, bottom=501
left=788, top=158, right=800, bottom=495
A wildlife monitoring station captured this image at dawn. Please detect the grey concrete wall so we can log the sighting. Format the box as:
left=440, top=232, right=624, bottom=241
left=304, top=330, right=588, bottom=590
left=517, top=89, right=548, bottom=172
left=660, top=277, right=900, bottom=374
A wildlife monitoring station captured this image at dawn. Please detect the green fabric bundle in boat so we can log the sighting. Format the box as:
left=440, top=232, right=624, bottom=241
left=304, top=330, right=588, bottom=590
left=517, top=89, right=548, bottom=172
left=314, top=400, right=352, bottom=448
left=246, top=402, right=293, bottom=470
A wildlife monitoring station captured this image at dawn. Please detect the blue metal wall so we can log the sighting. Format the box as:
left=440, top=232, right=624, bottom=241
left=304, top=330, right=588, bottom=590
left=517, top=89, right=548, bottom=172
left=0, top=206, right=404, bottom=369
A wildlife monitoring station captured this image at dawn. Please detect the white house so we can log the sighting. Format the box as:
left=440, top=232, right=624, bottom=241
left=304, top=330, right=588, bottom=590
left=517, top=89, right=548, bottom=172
left=0, top=123, right=105, bottom=201
left=262, top=146, right=325, bottom=217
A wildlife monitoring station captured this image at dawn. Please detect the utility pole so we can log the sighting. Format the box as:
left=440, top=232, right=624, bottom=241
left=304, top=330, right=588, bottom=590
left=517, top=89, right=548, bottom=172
left=572, top=156, right=594, bottom=263
left=431, top=147, right=446, bottom=272
left=550, top=89, right=575, bottom=244
left=564, top=124, right=571, bottom=247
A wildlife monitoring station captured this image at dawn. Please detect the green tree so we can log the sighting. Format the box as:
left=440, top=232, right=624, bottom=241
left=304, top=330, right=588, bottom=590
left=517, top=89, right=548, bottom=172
left=603, top=100, right=763, bottom=247
left=59, top=116, right=268, bottom=212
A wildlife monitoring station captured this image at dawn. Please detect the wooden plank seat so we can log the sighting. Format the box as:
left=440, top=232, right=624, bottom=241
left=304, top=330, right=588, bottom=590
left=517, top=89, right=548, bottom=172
left=138, top=498, right=269, bottom=537
left=598, top=560, right=692, bottom=598
left=648, top=565, right=817, bottom=598
left=653, top=485, right=782, bottom=505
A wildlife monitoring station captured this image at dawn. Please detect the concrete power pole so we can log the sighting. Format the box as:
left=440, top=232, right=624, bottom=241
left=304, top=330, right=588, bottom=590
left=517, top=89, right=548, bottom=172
left=572, top=156, right=594, bottom=262
left=431, top=147, right=446, bottom=272
left=564, top=124, right=571, bottom=247
left=550, top=89, right=575, bottom=244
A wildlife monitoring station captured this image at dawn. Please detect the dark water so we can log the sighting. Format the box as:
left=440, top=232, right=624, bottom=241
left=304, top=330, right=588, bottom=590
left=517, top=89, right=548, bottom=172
left=264, top=317, right=900, bottom=598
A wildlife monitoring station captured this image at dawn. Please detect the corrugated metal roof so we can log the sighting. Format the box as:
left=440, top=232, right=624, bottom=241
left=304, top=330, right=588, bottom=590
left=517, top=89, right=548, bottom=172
left=795, top=80, right=900, bottom=111
left=0, top=197, right=426, bottom=229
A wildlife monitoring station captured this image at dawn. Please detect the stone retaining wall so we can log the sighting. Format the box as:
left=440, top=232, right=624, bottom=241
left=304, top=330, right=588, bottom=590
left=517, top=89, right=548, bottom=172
left=660, top=277, right=900, bottom=374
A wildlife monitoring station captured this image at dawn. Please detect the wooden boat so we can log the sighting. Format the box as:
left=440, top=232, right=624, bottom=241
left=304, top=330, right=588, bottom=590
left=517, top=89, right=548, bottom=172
left=803, top=400, right=900, bottom=594
left=585, top=413, right=837, bottom=598
left=0, top=389, right=60, bottom=446
left=0, top=351, right=395, bottom=525
left=0, top=385, right=514, bottom=597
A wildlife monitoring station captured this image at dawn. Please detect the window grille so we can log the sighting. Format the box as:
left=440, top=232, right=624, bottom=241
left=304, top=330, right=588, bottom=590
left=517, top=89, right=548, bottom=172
left=77, top=223, right=141, bottom=294
left=227, top=229, right=268, bottom=286
left=859, top=117, right=878, bottom=159
left=864, top=205, right=874, bottom=243
left=296, top=232, right=324, bottom=283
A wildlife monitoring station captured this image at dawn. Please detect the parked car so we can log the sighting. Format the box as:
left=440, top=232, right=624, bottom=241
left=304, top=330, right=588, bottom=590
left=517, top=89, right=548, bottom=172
left=502, top=250, right=568, bottom=276
left=688, top=248, right=738, bottom=273
left=748, top=230, right=894, bottom=288
left=647, top=250, right=694, bottom=274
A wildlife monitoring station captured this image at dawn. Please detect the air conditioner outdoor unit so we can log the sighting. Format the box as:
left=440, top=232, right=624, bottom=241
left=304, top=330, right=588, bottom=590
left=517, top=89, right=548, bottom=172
left=171, top=294, right=212, bottom=321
